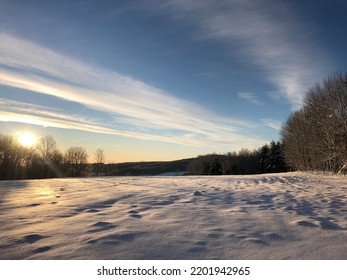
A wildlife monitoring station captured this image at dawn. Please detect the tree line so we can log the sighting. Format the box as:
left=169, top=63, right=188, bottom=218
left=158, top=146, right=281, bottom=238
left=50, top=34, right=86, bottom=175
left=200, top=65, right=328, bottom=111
left=187, top=141, right=287, bottom=175
left=281, top=73, right=347, bottom=173
left=0, top=132, right=288, bottom=180
left=0, top=134, right=105, bottom=180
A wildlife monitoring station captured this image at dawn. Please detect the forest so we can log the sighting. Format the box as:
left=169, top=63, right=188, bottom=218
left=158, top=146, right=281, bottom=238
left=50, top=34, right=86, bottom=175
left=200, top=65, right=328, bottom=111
left=1, top=73, right=346, bottom=180
left=281, top=73, right=347, bottom=173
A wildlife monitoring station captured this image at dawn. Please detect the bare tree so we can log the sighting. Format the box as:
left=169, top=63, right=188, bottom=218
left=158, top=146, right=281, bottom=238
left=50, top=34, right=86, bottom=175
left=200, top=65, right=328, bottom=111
left=64, top=146, right=88, bottom=177
left=94, top=148, right=105, bottom=176
left=0, top=134, right=21, bottom=179
left=281, top=109, right=313, bottom=171
left=0, top=134, right=36, bottom=179
left=36, top=135, right=63, bottom=177
left=36, top=135, right=57, bottom=159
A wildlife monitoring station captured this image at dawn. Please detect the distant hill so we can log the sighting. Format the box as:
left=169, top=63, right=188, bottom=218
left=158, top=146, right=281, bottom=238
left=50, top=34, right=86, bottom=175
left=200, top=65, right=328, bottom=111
left=101, top=158, right=192, bottom=176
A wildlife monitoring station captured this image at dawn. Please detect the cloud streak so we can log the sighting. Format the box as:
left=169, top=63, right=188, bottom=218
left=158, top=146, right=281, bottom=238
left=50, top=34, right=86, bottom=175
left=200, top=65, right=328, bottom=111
left=0, top=33, right=264, bottom=149
left=237, top=92, right=262, bottom=106
left=261, top=118, right=282, bottom=130
left=157, top=0, right=333, bottom=108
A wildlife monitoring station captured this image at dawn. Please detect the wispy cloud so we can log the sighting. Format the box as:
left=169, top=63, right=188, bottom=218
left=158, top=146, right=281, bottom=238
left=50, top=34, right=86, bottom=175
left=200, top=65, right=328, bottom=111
left=261, top=118, right=282, bottom=130
left=0, top=99, right=203, bottom=146
left=0, top=33, right=265, bottom=149
left=237, top=92, right=262, bottom=105
left=155, top=0, right=333, bottom=108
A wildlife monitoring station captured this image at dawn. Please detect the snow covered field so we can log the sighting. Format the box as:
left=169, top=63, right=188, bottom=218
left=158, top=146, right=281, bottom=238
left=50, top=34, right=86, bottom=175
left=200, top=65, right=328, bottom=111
left=0, top=173, right=346, bottom=259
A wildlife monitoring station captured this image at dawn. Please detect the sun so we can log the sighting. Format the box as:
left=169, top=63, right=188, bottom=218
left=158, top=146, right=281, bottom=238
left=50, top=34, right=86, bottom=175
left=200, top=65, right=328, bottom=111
left=18, top=132, right=37, bottom=147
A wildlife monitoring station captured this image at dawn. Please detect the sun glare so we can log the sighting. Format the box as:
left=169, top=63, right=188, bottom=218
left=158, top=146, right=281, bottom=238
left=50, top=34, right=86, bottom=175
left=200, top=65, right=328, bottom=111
left=18, top=132, right=37, bottom=147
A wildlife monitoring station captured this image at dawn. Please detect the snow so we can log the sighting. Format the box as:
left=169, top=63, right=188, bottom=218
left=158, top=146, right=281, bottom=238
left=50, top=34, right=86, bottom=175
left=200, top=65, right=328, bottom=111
left=0, top=172, right=346, bottom=259
left=155, top=171, right=187, bottom=176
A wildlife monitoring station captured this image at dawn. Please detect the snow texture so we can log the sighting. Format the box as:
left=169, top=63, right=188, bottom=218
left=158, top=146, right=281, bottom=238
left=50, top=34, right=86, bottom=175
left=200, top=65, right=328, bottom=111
left=0, top=172, right=346, bottom=259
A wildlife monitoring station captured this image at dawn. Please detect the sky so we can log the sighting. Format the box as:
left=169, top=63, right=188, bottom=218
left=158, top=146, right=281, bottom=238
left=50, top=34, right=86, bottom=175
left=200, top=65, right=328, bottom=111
left=0, top=0, right=346, bottom=163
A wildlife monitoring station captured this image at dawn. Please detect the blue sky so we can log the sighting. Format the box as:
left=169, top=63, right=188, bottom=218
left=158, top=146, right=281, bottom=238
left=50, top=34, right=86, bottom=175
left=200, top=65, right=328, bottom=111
left=0, top=0, right=346, bottom=162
